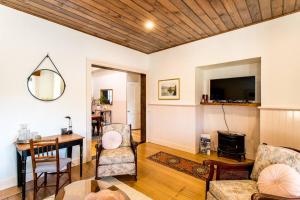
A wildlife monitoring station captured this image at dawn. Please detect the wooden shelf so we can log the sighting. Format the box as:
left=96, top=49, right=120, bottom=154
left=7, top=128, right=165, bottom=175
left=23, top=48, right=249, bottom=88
left=200, top=102, right=261, bottom=107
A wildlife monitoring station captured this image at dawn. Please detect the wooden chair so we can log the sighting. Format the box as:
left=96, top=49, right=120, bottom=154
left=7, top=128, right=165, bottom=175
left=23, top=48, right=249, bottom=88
left=29, top=138, right=72, bottom=200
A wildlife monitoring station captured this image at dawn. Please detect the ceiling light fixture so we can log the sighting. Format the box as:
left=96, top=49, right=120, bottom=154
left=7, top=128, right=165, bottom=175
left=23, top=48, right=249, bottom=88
left=145, top=21, right=154, bottom=30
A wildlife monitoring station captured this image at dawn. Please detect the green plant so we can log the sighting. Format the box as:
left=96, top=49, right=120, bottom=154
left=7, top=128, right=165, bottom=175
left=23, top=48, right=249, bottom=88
left=99, top=95, right=108, bottom=105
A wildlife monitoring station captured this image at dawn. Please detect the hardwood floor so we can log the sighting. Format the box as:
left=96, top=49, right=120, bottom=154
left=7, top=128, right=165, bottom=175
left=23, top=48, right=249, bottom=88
left=132, top=129, right=141, bottom=143
left=91, top=137, right=98, bottom=158
left=0, top=142, right=249, bottom=200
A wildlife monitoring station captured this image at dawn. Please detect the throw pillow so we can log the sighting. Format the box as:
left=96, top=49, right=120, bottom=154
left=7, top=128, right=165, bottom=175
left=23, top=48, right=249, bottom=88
left=102, top=131, right=122, bottom=150
left=103, top=124, right=131, bottom=147
left=257, top=164, right=300, bottom=198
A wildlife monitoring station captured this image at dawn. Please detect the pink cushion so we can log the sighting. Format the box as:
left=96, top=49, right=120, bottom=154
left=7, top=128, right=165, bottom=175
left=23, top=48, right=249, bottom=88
left=257, top=164, right=300, bottom=198
left=102, top=131, right=122, bottom=150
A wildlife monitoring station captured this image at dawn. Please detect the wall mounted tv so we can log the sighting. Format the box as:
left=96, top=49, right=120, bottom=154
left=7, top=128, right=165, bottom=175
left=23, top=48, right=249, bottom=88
left=210, top=76, right=255, bottom=102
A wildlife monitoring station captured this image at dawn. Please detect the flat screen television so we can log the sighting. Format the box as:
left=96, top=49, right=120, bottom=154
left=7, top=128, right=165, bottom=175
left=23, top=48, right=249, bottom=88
left=210, top=76, right=255, bottom=102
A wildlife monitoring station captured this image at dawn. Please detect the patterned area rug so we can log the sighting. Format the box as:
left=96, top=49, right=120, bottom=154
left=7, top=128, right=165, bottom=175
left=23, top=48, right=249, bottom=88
left=148, top=151, right=209, bottom=180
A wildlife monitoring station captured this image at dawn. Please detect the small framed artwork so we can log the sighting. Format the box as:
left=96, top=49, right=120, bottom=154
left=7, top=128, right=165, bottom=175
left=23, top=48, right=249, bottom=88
left=158, top=78, right=180, bottom=100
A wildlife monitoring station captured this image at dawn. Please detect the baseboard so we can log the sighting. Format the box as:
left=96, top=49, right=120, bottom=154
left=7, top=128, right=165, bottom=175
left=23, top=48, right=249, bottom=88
left=0, top=157, right=85, bottom=191
left=149, top=138, right=197, bottom=154
left=0, top=168, right=35, bottom=190
left=0, top=177, right=17, bottom=191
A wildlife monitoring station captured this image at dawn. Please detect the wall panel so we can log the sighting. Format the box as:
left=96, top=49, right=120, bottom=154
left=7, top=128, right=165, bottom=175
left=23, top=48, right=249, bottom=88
left=260, top=108, right=300, bottom=150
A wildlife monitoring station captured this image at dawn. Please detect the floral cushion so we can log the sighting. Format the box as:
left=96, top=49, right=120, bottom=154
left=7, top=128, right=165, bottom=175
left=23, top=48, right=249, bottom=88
left=207, top=192, right=218, bottom=200
left=251, top=144, right=300, bottom=181
left=97, top=163, right=136, bottom=177
left=209, top=180, right=258, bottom=200
left=99, top=147, right=134, bottom=165
left=103, top=124, right=131, bottom=147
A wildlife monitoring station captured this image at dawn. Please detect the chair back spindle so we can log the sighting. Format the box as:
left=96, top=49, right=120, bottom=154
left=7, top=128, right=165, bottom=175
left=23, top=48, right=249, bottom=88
left=29, top=137, right=72, bottom=199
left=29, top=138, right=60, bottom=173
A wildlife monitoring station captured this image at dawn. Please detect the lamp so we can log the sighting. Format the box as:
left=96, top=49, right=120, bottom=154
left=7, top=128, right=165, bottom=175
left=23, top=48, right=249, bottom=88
left=65, top=116, right=73, bottom=134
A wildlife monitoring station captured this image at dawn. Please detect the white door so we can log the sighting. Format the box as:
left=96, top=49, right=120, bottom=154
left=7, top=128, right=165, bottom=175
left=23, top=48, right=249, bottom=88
left=127, top=82, right=141, bottom=129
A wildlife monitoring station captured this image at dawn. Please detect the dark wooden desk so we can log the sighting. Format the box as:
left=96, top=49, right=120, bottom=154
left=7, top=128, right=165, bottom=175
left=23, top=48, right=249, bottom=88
left=16, top=134, right=84, bottom=200
left=92, top=114, right=101, bottom=136
left=92, top=110, right=112, bottom=136
left=100, top=110, right=112, bottom=125
left=93, top=110, right=112, bottom=124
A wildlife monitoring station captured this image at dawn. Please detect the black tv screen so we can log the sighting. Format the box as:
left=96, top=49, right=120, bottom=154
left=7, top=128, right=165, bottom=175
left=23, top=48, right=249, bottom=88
left=210, top=76, right=255, bottom=102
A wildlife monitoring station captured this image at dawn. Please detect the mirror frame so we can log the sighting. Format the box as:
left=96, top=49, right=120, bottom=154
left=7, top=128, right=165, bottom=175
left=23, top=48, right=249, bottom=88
left=100, top=89, right=113, bottom=105
left=27, top=69, right=66, bottom=102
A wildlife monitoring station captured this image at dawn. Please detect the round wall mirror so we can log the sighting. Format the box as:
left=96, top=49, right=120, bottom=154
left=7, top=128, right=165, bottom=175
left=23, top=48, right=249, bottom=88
left=27, top=69, right=66, bottom=101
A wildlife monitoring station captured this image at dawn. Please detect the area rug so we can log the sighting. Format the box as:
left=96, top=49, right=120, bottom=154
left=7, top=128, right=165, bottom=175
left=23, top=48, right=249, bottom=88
left=44, top=177, right=151, bottom=200
left=148, top=151, right=209, bottom=180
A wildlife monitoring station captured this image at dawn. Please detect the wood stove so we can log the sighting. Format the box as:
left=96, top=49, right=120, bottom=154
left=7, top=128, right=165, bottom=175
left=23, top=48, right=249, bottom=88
left=217, top=131, right=245, bottom=161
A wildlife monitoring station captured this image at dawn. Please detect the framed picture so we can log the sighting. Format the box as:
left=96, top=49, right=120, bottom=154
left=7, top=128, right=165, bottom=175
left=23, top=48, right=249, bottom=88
left=158, top=78, right=180, bottom=100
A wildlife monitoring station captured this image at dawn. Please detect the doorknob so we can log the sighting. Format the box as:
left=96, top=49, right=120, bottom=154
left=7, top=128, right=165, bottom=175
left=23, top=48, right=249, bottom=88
left=127, top=111, right=130, bottom=113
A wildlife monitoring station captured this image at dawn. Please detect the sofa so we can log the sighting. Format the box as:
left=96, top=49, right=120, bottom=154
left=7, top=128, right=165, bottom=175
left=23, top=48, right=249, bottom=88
left=203, top=144, right=300, bottom=200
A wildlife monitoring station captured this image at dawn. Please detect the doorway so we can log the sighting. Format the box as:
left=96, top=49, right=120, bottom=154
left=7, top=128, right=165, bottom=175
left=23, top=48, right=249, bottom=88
left=89, top=64, right=146, bottom=159
left=127, top=82, right=141, bottom=129
left=127, top=74, right=141, bottom=142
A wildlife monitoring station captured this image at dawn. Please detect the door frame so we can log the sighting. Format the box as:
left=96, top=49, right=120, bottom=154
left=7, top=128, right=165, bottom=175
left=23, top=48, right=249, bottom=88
left=85, top=60, right=147, bottom=162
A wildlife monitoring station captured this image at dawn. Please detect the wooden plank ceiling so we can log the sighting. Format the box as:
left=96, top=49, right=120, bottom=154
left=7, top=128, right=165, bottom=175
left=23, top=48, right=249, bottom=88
left=1, top=0, right=300, bottom=54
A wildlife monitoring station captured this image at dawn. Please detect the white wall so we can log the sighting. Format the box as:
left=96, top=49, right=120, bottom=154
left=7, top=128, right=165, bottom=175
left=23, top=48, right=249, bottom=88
left=92, top=69, right=127, bottom=124
left=149, top=12, right=300, bottom=106
left=127, top=73, right=141, bottom=83
left=148, top=105, right=197, bottom=153
left=199, top=62, right=261, bottom=159
left=2, top=3, right=300, bottom=190
left=260, top=108, right=300, bottom=150
left=202, top=106, right=260, bottom=159
left=0, top=5, right=148, bottom=190
left=148, top=12, right=300, bottom=154
left=200, top=62, right=261, bottom=102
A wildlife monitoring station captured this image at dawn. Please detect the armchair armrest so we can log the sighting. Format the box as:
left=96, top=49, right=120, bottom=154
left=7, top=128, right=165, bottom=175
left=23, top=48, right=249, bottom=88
left=203, top=160, right=254, bottom=182
left=95, top=142, right=103, bottom=164
left=95, top=142, right=103, bottom=151
left=131, top=141, right=141, bottom=153
left=129, top=125, right=140, bottom=154
left=95, top=142, right=103, bottom=179
left=251, top=193, right=300, bottom=200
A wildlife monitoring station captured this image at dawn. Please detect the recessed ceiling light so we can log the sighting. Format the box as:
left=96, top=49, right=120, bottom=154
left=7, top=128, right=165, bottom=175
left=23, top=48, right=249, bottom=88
left=145, top=21, right=154, bottom=30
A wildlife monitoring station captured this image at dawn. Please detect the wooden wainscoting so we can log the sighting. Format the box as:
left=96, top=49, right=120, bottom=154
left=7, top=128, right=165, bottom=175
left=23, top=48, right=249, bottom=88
left=203, top=105, right=260, bottom=159
left=260, top=107, right=300, bottom=150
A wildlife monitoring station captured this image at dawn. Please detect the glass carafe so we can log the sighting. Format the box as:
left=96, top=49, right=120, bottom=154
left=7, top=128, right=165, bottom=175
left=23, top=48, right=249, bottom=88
left=18, top=124, right=30, bottom=141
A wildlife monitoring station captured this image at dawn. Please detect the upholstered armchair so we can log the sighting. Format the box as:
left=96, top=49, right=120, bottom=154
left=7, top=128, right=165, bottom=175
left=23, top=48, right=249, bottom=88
left=203, top=144, right=300, bottom=200
left=95, top=124, right=139, bottom=180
